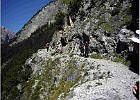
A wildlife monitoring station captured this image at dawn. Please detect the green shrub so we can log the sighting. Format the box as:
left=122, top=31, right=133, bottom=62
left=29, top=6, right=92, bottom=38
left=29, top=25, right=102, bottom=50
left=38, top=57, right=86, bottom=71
left=55, top=11, right=66, bottom=30
left=49, top=80, right=75, bottom=100
left=113, top=57, right=131, bottom=66
left=24, top=77, right=35, bottom=98
left=69, top=53, right=75, bottom=57
left=80, top=63, right=86, bottom=71
left=111, top=8, right=120, bottom=16
left=102, top=23, right=115, bottom=33
left=67, top=0, right=83, bottom=21
left=98, top=18, right=106, bottom=25
left=124, top=15, right=132, bottom=24
left=90, top=53, right=102, bottom=59
left=84, top=72, right=89, bottom=77
left=79, top=10, right=85, bottom=20
left=63, top=0, right=74, bottom=4
left=122, top=7, right=131, bottom=14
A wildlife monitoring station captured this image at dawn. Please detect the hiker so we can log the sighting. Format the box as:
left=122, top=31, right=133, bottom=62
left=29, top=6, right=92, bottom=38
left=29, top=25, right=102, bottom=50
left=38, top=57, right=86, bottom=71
left=84, top=41, right=89, bottom=57
left=128, top=30, right=139, bottom=74
left=82, top=32, right=90, bottom=44
left=56, top=42, right=62, bottom=54
left=60, top=37, right=67, bottom=46
left=45, top=42, right=50, bottom=52
left=129, top=30, right=139, bottom=99
left=79, top=40, right=84, bottom=56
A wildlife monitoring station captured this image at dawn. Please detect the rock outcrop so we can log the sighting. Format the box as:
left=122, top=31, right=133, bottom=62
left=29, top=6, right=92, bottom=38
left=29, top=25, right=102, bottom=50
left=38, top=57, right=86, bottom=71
left=50, top=0, right=135, bottom=57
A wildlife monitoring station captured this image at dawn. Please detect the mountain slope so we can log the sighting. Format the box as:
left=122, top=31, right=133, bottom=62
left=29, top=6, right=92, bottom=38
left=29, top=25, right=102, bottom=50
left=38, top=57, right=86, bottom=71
left=1, top=0, right=139, bottom=100
left=1, top=11, right=66, bottom=100
left=15, top=0, right=67, bottom=43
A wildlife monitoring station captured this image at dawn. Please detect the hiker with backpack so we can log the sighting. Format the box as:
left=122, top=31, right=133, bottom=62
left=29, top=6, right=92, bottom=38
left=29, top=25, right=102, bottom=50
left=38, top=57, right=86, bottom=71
left=56, top=42, right=62, bottom=54
left=45, top=42, right=50, bottom=52
left=79, top=40, right=84, bottom=56
left=82, top=32, right=90, bottom=57
left=129, top=30, right=140, bottom=99
left=84, top=41, right=89, bottom=57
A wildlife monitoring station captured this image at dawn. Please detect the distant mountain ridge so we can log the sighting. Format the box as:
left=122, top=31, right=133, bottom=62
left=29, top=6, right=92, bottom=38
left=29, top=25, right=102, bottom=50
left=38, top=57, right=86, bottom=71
left=1, top=26, right=15, bottom=44
left=15, top=0, right=67, bottom=43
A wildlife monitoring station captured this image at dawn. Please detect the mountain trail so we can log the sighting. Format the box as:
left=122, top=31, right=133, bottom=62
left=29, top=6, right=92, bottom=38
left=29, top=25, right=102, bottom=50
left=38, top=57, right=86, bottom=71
left=26, top=48, right=138, bottom=100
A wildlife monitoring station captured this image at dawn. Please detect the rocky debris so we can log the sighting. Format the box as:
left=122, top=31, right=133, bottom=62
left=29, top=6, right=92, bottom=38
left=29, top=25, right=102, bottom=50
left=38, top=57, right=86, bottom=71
left=65, top=58, right=138, bottom=100
left=25, top=49, right=51, bottom=75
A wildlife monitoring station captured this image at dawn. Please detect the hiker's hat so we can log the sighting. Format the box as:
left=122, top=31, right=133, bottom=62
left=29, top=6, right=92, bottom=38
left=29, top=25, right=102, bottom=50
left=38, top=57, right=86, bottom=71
left=129, top=30, right=140, bottom=44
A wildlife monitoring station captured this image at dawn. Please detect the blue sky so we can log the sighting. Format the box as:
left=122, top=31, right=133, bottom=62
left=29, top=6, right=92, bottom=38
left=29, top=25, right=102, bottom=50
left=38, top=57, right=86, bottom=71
left=1, top=0, right=52, bottom=33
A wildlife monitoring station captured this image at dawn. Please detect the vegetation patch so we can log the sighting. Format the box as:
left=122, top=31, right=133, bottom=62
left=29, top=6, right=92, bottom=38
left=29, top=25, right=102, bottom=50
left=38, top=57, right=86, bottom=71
left=48, top=57, right=83, bottom=100
left=90, top=53, right=130, bottom=66
left=69, top=53, right=75, bottom=57
left=50, top=80, right=74, bottom=100
left=98, top=17, right=106, bottom=25
left=79, top=63, right=86, bottom=71
left=24, top=76, right=36, bottom=99
left=123, top=15, right=132, bottom=24
left=113, top=57, right=131, bottom=66
left=90, top=53, right=102, bottom=59
left=111, top=8, right=120, bottom=16
left=102, top=23, right=115, bottom=33
left=24, top=57, right=83, bottom=100
left=54, top=11, right=66, bottom=30
left=122, top=7, right=131, bottom=14
left=63, top=0, right=75, bottom=4
left=24, top=58, right=61, bottom=100
left=1, top=9, right=66, bottom=99
left=67, top=0, right=83, bottom=22
left=30, top=81, right=41, bottom=100
left=49, top=75, right=82, bottom=100
left=79, top=10, right=85, bottom=21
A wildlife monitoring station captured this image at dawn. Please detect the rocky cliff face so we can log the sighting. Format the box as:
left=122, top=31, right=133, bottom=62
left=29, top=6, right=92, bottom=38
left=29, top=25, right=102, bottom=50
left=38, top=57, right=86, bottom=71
left=52, top=0, right=134, bottom=54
